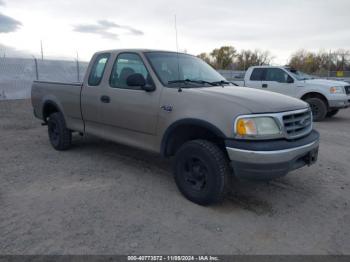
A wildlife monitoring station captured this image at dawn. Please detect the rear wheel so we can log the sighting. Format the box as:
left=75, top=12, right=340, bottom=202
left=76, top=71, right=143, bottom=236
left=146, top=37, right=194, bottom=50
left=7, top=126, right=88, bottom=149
left=174, top=139, right=230, bottom=205
left=326, top=109, right=339, bottom=118
left=305, top=97, right=327, bottom=121
left=48, top=112, right=72, bottom=151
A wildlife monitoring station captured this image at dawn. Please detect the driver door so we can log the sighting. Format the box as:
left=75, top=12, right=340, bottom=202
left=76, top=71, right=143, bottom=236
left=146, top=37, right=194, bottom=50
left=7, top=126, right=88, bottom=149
left=102, top=52, right=160, bottom=135
left=261, top=68, right=297, bottom=97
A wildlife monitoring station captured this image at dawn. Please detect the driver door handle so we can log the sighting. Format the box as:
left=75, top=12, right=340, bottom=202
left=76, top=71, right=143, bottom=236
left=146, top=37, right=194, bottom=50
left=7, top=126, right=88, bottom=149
left=100, top=95, right=110, bottom=103
left=262, top=84, right=268, bottom=88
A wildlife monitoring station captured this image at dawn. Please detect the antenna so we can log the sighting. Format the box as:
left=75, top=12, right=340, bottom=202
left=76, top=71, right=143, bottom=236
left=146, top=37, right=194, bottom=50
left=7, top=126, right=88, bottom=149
left=174, top=15, right=179, bottom=53
left=174, top=15, right=181, bottom=91
left=328, top=49, right=331, bottom=78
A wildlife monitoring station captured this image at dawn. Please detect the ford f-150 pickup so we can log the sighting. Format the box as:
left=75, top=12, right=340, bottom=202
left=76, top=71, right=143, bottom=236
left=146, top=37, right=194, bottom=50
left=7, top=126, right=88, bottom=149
left=32, top=49, right=320, bottom=205
left=233, top=66, right=350, bottom=121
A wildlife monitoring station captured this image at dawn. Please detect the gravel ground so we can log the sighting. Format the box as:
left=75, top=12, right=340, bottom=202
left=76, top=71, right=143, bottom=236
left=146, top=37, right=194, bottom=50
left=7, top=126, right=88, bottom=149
left=0, top=99, right=349, bottom=255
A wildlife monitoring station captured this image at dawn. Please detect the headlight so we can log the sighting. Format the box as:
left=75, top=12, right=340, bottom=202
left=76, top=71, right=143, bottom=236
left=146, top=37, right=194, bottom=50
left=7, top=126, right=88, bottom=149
left=235, top=116, right=281, bottom=139
left=330, top=86, right=345, bottom=94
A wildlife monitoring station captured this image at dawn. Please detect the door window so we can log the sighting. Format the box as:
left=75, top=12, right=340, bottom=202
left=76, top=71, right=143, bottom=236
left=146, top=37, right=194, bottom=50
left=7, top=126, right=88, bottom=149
left=265, top=68, right=289, bottom=83
left=250, top=68, right=265, bottom=81
left=109, top=53, right=153, bottom=90
left=88, top=53, right=110, bottom=86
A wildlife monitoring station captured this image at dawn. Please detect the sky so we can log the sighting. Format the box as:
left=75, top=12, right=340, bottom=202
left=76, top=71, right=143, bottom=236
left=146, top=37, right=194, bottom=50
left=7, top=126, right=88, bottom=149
left=0, top=0, right=349, bottom=64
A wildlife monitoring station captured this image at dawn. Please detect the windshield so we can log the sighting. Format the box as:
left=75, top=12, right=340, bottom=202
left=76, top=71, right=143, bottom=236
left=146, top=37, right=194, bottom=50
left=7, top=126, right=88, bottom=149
left=145, top=52, right=227, bottom=87
left=285, top=68, right=314, bottom=80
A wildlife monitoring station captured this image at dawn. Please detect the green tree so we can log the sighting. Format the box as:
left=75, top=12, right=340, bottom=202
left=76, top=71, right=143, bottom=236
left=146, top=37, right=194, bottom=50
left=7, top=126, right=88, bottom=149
left=210, top=46, right=237, bottom=69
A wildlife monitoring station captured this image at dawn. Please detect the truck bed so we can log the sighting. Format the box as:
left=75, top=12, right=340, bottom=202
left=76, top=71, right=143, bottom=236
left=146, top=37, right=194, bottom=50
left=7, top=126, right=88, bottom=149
left=31, top=80, right=84, bottom=132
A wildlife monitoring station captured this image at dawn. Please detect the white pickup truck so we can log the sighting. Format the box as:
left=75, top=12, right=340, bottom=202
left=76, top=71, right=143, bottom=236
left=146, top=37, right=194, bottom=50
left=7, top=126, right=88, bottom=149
left=233, top=66, right=350, bottom=121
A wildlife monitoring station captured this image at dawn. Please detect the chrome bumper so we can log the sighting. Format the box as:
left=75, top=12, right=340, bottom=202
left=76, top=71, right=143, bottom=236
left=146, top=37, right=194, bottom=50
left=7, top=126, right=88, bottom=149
left=225, top=132, right=320, bottom=180
left=226, top=140, right=319, bottom=164
left=328, top=98, right=350, bottom=108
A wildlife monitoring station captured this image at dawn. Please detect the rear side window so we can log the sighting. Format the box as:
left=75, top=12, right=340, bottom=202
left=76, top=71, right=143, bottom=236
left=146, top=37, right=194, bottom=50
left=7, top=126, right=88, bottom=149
left=250, top=68, right=265, bottom=81
left=88, top=53, right=110, bottom=86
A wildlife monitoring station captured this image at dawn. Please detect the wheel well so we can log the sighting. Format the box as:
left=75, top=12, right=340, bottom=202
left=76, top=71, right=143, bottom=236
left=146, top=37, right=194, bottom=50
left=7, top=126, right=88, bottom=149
left=301, top=92, right=329, bottom=109
left=42, top=102, right=60, bottom=121
left=161, top=123, right=226, bottom=157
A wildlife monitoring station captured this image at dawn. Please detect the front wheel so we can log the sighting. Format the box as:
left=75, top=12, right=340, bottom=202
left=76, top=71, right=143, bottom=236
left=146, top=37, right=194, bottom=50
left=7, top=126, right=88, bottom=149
left=47, top=112, right=72, bottom=151
left=326, top=109, right=339, bottom=118
left=305, top=97, right=327, bottom=121
left=174, top=140, right=230, bottom=205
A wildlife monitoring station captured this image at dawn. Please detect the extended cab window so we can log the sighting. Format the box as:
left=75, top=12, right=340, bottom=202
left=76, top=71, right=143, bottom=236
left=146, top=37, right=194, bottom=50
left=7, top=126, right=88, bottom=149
left=265, top=68, right=289, bottom=83
left=88, top=53, right=110, bottom=86
left=250, top=68, right=265, bottom=81
left=110, top=53, right=153, bottom=90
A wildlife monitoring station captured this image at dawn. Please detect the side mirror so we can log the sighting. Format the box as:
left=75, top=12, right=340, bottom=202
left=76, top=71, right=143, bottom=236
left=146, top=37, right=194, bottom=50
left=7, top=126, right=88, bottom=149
left=127, top=73, right=146, bottom=87
left=126, top=73, right=155, bottom=92
left=287, top=76, right=294, bottom=83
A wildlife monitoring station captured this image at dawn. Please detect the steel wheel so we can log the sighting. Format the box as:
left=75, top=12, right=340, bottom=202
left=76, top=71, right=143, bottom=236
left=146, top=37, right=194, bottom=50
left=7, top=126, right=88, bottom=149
left=183, top=157, right=209, bottom=192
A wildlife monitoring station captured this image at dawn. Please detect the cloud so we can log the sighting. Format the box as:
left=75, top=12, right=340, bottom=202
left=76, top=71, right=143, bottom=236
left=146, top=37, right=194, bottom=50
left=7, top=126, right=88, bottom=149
left=72, top=20, right=143, bottom=40
left=0, top=13, right=22, bottom=33
left=0, top=44, right=31, bottom=57
left=0, top=1, right=5, bottom=6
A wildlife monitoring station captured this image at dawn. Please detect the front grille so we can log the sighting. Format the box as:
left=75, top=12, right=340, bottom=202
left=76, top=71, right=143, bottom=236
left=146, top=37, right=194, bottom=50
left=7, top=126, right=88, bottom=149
left=345, top=86, right=350, bottom=95
left=282, top=109, right=312, bottom=139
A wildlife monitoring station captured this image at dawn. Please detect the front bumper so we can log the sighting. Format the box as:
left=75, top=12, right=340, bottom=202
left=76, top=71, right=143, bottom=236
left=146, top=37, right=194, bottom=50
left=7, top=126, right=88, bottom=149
left=225, top=130, right=320, bottom=180
left=328, top=97, right=350, bottom=109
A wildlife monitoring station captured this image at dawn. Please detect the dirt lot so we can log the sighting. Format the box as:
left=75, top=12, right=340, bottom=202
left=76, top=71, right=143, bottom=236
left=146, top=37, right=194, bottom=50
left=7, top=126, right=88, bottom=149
left=0, top=99, right=349, bottom=255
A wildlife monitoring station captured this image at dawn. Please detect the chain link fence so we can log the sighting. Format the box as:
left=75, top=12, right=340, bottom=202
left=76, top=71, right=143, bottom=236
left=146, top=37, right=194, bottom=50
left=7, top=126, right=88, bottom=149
left=1, top=57, right=350, bottom=101
left=0, top=57, right=88, bottom=100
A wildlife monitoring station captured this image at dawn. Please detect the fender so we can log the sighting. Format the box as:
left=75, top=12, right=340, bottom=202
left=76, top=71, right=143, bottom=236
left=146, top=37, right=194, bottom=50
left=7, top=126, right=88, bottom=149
left=160, top=118, right=226, bottom=156
left=42, top=99, right=64, bottom=121
left=297, top=88, right=329, bottom=101
left=299, top=91, right=329, bottom=104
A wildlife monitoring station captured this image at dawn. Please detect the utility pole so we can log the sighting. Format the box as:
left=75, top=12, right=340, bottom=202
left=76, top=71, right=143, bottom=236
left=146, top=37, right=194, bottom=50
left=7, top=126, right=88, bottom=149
left=40, top=40, right=44, bottom=61
left=32, top=56, right=39, bottom=80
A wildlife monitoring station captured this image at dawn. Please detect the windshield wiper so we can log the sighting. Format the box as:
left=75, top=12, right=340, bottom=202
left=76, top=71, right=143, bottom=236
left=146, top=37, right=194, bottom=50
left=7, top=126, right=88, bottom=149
left=210, top=80, right=232, bottom=86
left=168, top=79, right=216, bottom=86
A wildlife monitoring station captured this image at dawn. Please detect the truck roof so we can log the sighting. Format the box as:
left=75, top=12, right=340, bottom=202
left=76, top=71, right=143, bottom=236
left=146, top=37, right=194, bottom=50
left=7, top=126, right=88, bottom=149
left=94, top=49, right=188, bottom=55
left=248, top=65, right=289, bottom=69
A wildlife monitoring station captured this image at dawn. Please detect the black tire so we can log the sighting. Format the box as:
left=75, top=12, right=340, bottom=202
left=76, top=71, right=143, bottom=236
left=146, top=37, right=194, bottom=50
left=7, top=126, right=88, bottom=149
left=47, top=112, right=72, bottom=151
left=174, top=139, right=230, bottom=205
left=326, top=109, right=339, bottom=118
left=305, top=97, right=327, bottom=121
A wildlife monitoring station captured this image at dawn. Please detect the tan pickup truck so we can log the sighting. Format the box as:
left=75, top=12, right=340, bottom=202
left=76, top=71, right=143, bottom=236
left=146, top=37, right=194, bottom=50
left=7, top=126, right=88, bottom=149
left=32, top=49, right=320, bottom=205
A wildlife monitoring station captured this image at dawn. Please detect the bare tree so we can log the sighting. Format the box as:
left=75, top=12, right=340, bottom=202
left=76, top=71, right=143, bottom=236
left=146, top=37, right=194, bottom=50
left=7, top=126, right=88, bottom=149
left=197, top=52, right=213, bottom=66
left=288, top=49, right=350, bottom=74
left=334, top=49, right=350, bottom=71
left=289, top=49, right=320, bottom=73
left=235, top=49, right=274, bottom=70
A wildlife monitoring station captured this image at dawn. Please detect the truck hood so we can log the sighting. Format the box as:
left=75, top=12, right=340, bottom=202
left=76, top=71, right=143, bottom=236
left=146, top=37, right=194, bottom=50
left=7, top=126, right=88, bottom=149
left=188, top=86, right=308, bottom=114
left=304, top=79, right=349, bottom=87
